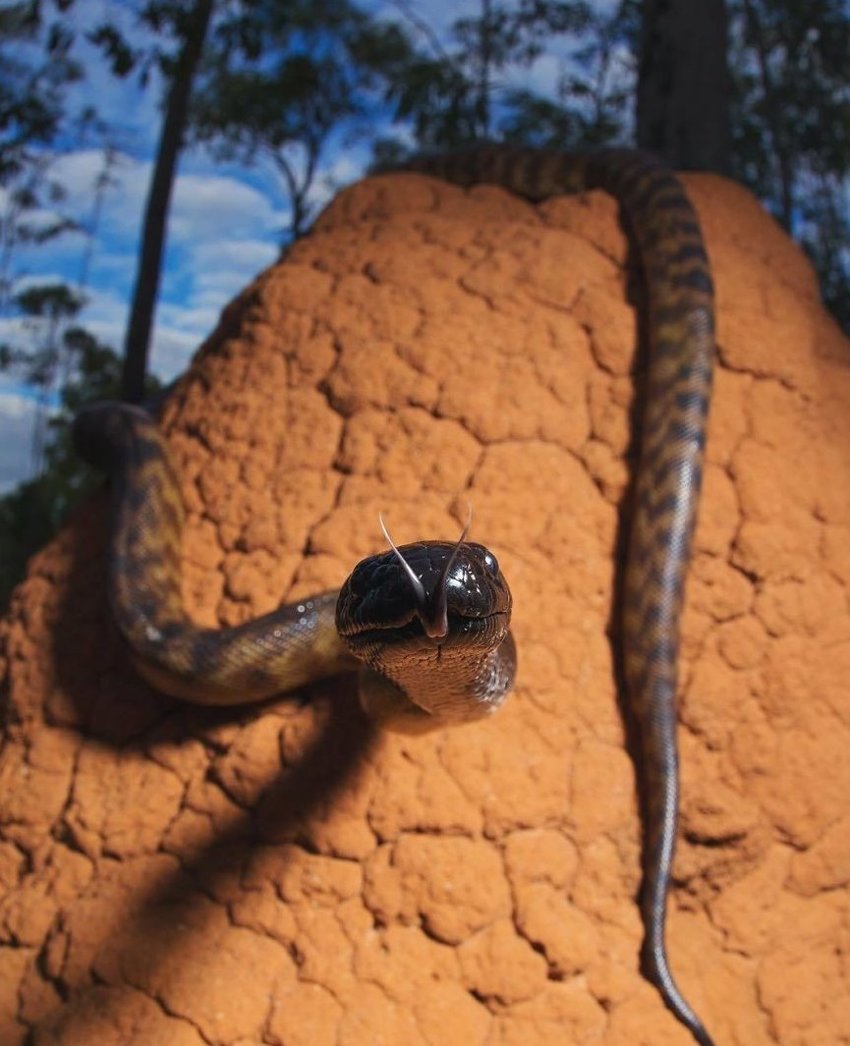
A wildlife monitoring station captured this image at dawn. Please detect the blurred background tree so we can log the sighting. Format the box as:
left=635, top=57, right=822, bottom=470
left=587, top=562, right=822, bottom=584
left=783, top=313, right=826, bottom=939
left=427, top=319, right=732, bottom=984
left=730, top=0, right=850, bottom=329
left=2, top=0, right=850, bottom=606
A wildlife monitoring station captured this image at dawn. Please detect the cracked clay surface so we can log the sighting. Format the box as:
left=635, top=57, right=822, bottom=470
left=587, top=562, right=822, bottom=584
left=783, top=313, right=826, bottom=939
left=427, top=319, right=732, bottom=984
left=2, top=171, right=850, bottom=1045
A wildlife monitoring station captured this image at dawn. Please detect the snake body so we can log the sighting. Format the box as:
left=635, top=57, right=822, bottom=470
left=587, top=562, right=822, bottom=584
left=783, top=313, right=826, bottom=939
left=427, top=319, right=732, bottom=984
left=75, top=147, right=714, bottom=1045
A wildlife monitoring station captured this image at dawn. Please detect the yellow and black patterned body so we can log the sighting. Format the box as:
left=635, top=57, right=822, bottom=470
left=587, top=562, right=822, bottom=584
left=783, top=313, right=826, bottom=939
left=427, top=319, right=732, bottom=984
left=76, top=147, right=714, bottom=1045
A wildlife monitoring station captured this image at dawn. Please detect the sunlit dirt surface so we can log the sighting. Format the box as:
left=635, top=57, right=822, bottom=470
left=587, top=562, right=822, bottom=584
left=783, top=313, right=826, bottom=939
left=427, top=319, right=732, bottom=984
left=2, top=168, right=850, bottom=1044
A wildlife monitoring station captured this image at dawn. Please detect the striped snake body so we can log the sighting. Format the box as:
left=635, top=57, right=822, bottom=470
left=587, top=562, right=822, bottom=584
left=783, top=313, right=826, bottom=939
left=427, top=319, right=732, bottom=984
left=76, top=146, right=715, bottom=1045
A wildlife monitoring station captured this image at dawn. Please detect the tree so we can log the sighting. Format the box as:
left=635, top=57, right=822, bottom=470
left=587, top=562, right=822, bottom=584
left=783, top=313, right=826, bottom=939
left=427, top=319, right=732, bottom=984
left=730, top=0, right=850, bottom=327
left=377, top=0, right=636, bottom=152
left=637, top=0, right=731, bottom=172
left=0, top=326, right=161, bottom=608
left=4, top=283, right=84, bottom=474
left=97, top=0, right=409, bottom=398
left=191, top=0, right=415, bottom=244
left=91, top=0, right=216, bottom=405
left=499, top=1, right=640, bottom=148
left=0, top=0, right=84, bottom=312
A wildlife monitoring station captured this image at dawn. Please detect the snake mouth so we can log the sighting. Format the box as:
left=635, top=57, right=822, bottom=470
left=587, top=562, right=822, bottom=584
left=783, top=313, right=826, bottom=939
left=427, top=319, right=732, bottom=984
left=342, top=610, right=508, bottom=650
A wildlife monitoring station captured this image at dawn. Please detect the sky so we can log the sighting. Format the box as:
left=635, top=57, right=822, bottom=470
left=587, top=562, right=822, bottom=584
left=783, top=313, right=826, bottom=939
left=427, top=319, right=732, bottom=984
left=0, top=0, right=616, bottom=493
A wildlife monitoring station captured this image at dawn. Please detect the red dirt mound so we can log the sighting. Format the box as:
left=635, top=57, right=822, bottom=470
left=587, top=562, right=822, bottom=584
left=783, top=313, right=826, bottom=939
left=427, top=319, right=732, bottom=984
left=1, top=168, right=849, bottom=1044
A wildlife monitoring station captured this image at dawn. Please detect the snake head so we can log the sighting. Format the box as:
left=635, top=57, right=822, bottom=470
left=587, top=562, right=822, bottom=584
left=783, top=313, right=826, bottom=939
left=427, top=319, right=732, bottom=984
left=335, top=528, right=511, bottom=660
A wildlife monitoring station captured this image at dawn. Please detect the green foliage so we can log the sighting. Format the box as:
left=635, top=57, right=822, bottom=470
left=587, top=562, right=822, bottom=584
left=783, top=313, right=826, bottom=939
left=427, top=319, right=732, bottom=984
left=2, top=282, right=83, bottom=378
left=730, top=0, right=850, bottom=327
left=732, top=0, right=850, bottom=195
left=0, top=326, right=161, bottom=608
left=0, top=2, right=80, bottom=164
left=0, top=1, right=87, bottom=311
left=190, top=0, right=408, bottom=240
left=88, top=22, right=139, bottom=78
left=88, top=0, right=218, bottom=84
left=372, top=0, right=635, bottom=155
left=500, top=2, right=637, bottom=148
left=0, top=469, right=66, bottom=608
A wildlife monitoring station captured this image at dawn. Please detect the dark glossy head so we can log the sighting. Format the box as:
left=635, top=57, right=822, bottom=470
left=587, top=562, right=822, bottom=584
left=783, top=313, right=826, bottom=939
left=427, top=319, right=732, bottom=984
left=73, top=401, right=160, bottom=473
left=336, top=540, right=511, bottom=658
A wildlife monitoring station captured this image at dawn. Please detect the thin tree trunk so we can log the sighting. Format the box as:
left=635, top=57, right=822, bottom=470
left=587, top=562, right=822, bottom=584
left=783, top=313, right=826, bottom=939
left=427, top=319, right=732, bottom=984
left=120, top=0, right=215, bottom=404
left=476, top=0, right=493, bottom=138
left=637, top=0, right=731, bottom=173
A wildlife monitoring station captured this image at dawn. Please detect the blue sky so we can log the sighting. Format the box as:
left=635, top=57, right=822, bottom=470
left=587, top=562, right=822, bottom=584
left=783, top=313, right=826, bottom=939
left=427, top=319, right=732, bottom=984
left=0, top=0, right=618, bottom=492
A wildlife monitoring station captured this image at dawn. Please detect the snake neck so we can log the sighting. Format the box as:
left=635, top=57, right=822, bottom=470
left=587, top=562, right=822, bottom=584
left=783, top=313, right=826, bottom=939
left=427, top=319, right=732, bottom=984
left=366, top=631, right=516, bottom=723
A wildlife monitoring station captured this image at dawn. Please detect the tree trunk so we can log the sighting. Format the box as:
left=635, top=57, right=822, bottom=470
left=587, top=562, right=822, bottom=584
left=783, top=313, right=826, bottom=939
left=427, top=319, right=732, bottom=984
left=636, top=0, right=731, bottom=174
left=120, top=0, right=215, bottom=404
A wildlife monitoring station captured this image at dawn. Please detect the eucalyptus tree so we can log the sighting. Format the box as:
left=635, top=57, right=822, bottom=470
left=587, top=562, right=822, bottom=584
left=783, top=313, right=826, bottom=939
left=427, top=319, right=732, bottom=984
left=189, top=0, right=411, bottom=245
left=0, top=0, right=83, bottom=313
left=375, top=0, right=637, bottom=153
left=637, top=0, right=731, bottom=171
left=730, top=0, right=850, bottom=328
left=92, top=0, right=216, bottom=404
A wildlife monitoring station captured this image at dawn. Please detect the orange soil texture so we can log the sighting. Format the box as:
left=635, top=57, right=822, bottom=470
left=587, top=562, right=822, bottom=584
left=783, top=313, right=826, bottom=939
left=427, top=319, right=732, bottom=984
left=2, top=170, right=850, bottom=1046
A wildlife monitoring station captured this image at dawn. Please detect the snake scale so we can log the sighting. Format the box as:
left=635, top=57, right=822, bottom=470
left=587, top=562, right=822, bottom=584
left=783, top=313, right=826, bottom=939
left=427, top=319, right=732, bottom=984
left=75, top=146, right=715, bottom=1045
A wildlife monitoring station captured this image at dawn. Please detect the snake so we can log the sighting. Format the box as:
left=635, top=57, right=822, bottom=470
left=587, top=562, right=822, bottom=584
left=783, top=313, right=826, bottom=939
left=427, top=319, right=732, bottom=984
left=74, top=146, right=715, bottom=1045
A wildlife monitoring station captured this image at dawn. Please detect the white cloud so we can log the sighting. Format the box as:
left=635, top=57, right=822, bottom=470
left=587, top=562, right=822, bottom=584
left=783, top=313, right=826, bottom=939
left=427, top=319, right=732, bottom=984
left=0, top=391, right=39, bottom=494
left=307, top=147, right=370, bottom=215
left=39, top=146, right=283, bottom=253
left=368, top=0, right=473, bottom=42
left=71, top=285, right=209, bottom=382
left=190, top=238, right=278, bottom=276
left=6, top=148, right=290, bottom=383
left=519, top=51, right=566, bottom=99
left=169, top=172, right=284, bottom=243
left=185, top=238, right=278, bottom=303
left=148, top=325, right=203, bottom=380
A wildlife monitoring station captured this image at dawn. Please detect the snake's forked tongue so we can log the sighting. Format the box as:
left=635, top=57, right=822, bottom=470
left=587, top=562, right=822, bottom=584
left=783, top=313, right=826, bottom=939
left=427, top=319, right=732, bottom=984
left=379, top=512, right=471, bottom=640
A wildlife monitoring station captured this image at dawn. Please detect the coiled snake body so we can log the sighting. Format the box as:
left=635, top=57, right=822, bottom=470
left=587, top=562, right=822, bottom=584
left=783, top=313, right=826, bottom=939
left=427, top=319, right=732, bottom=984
left=75, top=146, right=714, bottom=1045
